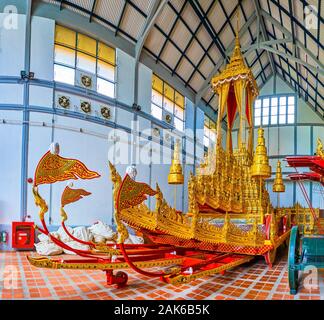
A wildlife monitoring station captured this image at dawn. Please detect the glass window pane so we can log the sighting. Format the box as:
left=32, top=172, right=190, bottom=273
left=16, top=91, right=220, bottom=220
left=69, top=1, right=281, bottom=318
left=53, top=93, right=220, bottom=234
left=263, top=107, right=269, bottom=116
left=287, top=114, right=295, bottom=123
left=98, top=42, right=115, bottom=65
left=279, top=115, right=286, bottom=124
left=255, top=117, right=261, bottom=126
left=54, top=64, right=75, bottom=85
left=204, top=127, right=210, bottom=137
left=210, top=130, right=216, bottom=142
left=97, top=60, right=115, bottom=82
left=54, top=45, right=75, bottom=67
left=164, top=83, right=175, bottom=101
left=175, top=91, right=184, bottom=108
left=174, top=104, right=184, bottom=120
left=262, top=116, right=269, bottom=125
left=174, top=118, right=184, bottom=131
left=55, top=25, right=76, bottom=48
left=204, top=136, right=209, bottom=147
left=271, top=97, right=278, bottom=106
left=97, top=78, right=115, bottom=98
left=151, top=104, right=162, bottom=120
left=279, top=105, right=286, bottom=114
left=279, top=96, right=286, bottom=105
left=288, top=96, right=295, bottom=105
left=255, top=109, right=261, bottom=117
left=77, top=33, right=97, bottom=56
left=152, top=89, right=163, bottom=106
left=255, top=99, right=261, bottom=108
left=271, top=106, right=278, bottom=116
left=164, top=97, right=174, bottom=113
left=152, top=74, right=163, bottom=93
left=271, top=115, right=278, bottom=125
left=263, top=98, right=270, bottom=107
left=288, top=105, right=294, bottom=114
left=77, top=52, right=96, bottom=74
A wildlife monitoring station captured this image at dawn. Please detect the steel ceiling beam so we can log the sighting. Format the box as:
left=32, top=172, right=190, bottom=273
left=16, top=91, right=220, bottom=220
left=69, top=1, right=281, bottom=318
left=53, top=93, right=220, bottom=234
left=89, top=0, right=97, bottom=23
left=188, top=0, right=227, bottom=60
left=260, top=45, right=324, bottom=76
left=261, top=8, right=324, bottom=70
left=238, top=38, right=292, bottom=56
left=169, top=0, right=216, bottom=76
left=155, top=1, right=188, bottom=64
left=135, top=0, right=168, bottom=63
left=134, top=0, right=168, bottom=105
left=288, top=0, right=300, bottom=97
left=195, top=12, right=257, bottom=104
left=184, top=1, right=242, bottom=89
left=252, top=0, right=276, bottom=74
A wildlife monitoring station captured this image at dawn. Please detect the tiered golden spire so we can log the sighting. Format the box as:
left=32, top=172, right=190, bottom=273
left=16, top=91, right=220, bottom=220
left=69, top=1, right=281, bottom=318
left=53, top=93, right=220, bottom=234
left=273, top=160, right=285, bottom=193
left=168, top=139, right=184, bottom=185
left=211, top=10, right=259, bottom=98
left=251, top=128, right=271, bottom=179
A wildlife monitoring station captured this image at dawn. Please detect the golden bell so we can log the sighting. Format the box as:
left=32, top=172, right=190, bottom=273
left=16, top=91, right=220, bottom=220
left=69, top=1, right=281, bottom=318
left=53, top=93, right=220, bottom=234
left=273, top=160, right=285, bottom=193
left=168, top=139, right=184, bottom=185
left=251, top=128, right=271, bottom=179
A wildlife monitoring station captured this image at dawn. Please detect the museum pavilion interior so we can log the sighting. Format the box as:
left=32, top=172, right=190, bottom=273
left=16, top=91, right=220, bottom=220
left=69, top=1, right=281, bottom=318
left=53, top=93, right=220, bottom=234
left=0, top=0, right=323, bottom=302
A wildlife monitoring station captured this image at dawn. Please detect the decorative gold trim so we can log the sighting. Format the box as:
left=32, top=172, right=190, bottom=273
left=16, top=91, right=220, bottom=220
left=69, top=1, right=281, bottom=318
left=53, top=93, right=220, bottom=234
left=27, top=255, right=184, bottom=270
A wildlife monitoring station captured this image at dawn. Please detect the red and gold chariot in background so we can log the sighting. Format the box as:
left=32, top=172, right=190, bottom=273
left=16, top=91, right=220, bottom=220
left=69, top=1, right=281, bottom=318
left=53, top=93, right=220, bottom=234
left=27, top=30, right=316, bottom=287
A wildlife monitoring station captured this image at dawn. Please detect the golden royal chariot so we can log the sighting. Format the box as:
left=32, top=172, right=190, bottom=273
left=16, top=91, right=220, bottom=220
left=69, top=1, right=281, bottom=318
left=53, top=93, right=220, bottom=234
left=27, top=30, right=318, bottom=287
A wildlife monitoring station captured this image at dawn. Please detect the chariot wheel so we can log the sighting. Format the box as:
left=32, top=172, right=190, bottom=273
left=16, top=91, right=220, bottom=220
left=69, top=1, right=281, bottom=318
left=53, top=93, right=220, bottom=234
left=285, top=236, right=290, bottom=247
left=288, top=226, right=300, bottom=295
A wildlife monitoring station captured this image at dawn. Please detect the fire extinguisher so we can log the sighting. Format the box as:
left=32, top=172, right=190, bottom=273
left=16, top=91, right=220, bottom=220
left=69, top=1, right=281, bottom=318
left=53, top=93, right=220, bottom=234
left=0, top=231, right=8, bottom=243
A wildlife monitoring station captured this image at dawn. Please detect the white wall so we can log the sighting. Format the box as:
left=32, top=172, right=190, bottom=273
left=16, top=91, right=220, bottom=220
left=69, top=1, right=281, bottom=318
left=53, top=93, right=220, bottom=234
left=0, top=13, right=25, bottom=76
left=116, top=49, right=135, bottom=107
left=0, top=110, right=22, bottom=224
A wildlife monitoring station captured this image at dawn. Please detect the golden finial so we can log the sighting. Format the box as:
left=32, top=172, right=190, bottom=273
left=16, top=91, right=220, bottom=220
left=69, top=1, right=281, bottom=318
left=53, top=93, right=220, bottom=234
left=273, top=160, right=285, bottom=193
left=235, top=7, right=240, bottom=42
left=251, top=128, right=271, bottom=179
left=168, top=139, right=184, bottom=185
left=316, top=138, right=324, bottom=158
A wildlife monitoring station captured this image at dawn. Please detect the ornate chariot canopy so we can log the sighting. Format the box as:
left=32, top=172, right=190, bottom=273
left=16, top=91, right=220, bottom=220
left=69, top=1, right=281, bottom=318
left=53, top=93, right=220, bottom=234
left=211, top=17, right=259, bottom=155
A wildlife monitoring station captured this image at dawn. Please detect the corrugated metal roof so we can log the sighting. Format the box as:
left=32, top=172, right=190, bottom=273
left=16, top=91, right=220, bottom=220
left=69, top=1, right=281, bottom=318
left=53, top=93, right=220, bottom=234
left=171, top=20, right=192, bottom=52
left=94, top=0, right=125, bottom=27
left=176, top=57, right=195, bottom=82
left=155, top=4, right=177, bottom=35
left=120, top=4, right=146, bottom=40
left=145, top=28, right=166, bottom=56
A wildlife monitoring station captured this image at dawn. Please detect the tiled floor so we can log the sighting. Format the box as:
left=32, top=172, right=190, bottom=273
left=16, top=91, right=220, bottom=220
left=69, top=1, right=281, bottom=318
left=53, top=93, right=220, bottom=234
left=0, top=248, right=323, bottom=300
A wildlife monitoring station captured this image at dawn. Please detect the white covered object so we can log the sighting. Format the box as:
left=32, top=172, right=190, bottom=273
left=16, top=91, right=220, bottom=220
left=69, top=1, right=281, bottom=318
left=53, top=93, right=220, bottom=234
left=37, top=231, right=60, bottom=243
left=93, top=234, right=106, bottom=244
left=34, top=242, right=63, bottom=256
left=57, top=226, right=74, bottom=242
left=125, top=234, right=144, bottom=244
left=88, top=221, right=116, bottom=240
left=38, top=233, right=51, bottom=243
left=73, top=226, right=92, bottom=242
left=62, top=241, right=90, bottom=255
